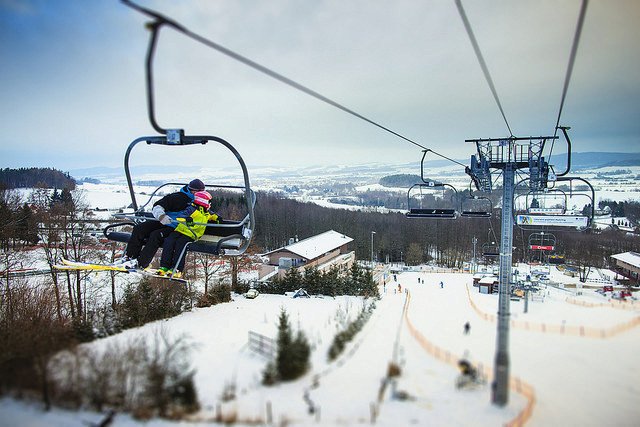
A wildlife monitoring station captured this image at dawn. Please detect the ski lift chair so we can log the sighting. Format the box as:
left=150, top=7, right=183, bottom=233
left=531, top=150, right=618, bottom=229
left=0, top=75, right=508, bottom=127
left=406, top=182, right=459, bottom=219
left=104, top=133, right=256, bottom=259
left=103, top=15, right=256, bottom=271
left=528, top=231, right=557, bottom=263
left=482, top=242, right=500, bottom=258
left=460, top=183, right=493, bottom=218
left=513, top=176, right=594, bottom=231
left=406, top=149, right=460, bottom=219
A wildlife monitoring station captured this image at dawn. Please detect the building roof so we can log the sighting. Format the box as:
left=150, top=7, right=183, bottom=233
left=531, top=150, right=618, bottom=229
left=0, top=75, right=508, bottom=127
left=611, top=252, right=640, bottom=269
left=267, top=230, right=353, bottom=261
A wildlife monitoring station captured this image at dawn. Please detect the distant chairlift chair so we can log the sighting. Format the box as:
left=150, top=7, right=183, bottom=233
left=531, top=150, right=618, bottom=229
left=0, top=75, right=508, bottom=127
left=406, top=150, right=459, bottom=219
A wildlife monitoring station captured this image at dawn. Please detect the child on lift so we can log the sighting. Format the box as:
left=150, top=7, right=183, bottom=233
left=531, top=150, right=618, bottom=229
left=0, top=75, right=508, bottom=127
left=156, top=191, right=220, bottom=278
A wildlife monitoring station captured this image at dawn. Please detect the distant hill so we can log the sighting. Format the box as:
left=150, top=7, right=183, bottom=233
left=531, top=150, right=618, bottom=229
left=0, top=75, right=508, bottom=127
left=65, top=151, right=640, bottom=187
left=0, top=167, right=75, bottom=190
left=379, top=174, right=422, bottom=188
left=550, top=152, right=640, bottom=170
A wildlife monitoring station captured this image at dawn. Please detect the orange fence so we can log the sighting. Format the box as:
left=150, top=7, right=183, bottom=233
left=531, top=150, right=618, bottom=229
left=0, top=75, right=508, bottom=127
left=565, top=297, right=639, bottom=311
left=403, top=291, right=535, bottom=427
left=466, top=285, right=640, bottom=339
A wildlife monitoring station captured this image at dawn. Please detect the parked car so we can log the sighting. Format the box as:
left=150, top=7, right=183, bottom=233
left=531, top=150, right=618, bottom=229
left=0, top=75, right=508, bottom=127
left=244, top=289, right=259, bottom=299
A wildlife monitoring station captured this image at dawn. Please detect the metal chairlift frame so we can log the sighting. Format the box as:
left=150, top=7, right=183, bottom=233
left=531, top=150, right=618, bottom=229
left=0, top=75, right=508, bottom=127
left=102, top=17, right=256, bottom=266
left=515, top=187, right=568, bottom=215
left=103, top=135, right=256, bottom=258
left=406, top=182, right=459, bottom=219
left=513, top=176, right=594, bottom=231
left=406, top=151, right=459, bottom=219
left=460, top=182, right=493, bottom=218
left=528, top=231, right=557, bottom=263
left=528, top=231, right=556, bottom=250
left=482, top=242, right=500, bottom=258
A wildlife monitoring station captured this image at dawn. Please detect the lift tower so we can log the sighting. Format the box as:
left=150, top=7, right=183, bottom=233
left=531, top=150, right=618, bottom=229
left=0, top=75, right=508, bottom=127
left=466, top=135, right=556, bottom=406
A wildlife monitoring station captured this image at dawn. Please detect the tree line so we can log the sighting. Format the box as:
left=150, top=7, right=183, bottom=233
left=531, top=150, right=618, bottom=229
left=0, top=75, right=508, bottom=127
left=251, top=190, right=639, bottom=270
left=0, top=167, right=76, bottom=190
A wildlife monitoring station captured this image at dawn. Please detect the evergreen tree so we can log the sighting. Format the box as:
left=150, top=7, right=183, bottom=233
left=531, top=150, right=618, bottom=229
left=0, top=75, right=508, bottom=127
left=16, top=204, right=39, bottom=245
left=303, top=266, right=321, bottom=294
left=275, top=309, right=310, bottom=381
left=280, top=267, right=303, bottom=293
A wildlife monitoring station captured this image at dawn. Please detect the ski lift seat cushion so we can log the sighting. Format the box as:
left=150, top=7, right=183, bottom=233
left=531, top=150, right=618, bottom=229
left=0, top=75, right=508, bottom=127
left=105, top=217, right=248, bottom=251
left=461, top=211, right=491, bottom=218
left=406, top=208, right=457, bottom=219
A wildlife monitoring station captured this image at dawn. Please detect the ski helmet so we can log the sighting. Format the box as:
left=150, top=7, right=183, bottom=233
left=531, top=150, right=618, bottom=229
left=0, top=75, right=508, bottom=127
left=193, top=191, right=212, bottom=208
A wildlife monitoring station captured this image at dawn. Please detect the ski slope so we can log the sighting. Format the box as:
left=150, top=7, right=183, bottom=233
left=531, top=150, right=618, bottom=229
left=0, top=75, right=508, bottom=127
left=1, top=267, right=639, bottom=426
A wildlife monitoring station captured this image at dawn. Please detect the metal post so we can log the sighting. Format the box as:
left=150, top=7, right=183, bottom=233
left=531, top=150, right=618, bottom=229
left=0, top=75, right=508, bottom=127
left=493, top=162, right=514, bottom=406
left=371, top=231, right=376, bottom=264
left=472, top=236, right=478, bottom=273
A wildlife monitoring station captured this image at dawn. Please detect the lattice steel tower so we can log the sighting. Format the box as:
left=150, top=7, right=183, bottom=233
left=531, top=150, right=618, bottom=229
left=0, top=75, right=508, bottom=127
left=466, top=135, right=556, bottom=405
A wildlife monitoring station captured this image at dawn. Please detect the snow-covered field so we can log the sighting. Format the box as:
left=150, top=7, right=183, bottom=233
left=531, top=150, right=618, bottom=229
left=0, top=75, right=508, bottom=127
left=1, top=264, right=639, bottom=426
left=2, top=174, right=638, bottom=425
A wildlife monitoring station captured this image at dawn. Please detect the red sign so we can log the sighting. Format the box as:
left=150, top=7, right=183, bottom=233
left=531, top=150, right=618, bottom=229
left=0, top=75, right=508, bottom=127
left=530, top=245, right=555, bottom=251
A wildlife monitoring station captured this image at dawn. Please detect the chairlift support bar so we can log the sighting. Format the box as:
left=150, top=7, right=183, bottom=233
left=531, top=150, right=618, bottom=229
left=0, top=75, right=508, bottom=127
left=555, top=126, right=572, bottom=177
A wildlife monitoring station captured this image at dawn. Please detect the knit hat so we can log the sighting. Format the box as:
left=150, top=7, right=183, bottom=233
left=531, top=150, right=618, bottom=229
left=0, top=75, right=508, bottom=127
left=188, top=179, right=205, bottom=191
left=193, top=191, right=212, bottom=208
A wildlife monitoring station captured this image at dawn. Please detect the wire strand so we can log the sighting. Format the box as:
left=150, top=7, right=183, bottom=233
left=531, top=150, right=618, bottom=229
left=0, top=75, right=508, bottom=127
left=455, top=0, right=513, bottom=137
left=426, top=149, right=467, bottom=168
left=121, top=0, right=437, bottom=154
left=550, top=0, right=589, bottom=155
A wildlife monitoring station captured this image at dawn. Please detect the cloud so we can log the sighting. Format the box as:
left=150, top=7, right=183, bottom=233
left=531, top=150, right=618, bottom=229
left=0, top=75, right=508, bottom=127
left=1, top=0, right=638, bottom=173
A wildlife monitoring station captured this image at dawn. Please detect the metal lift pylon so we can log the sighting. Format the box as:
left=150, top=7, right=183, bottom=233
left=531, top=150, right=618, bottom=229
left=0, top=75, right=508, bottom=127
left=465, top=134, right=557, bottom=406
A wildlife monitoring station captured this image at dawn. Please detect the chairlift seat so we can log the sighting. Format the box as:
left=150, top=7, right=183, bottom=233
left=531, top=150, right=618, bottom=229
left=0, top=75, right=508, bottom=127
left=461, top=210, right=491, bottom=218
left=406, top=208, right=457, bottom=219
left=104, top=213, right=251, bottom=255
left=482, top=251, right=500, bottom=258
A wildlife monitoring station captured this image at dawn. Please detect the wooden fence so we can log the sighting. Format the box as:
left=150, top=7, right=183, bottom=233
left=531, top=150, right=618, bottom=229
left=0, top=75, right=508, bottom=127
left=248, top=331, right=275, bottom=359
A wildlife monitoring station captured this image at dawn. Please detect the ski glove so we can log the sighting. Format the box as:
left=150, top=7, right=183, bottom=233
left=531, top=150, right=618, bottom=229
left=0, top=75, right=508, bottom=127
left=158, top=214, right=172, bottom=225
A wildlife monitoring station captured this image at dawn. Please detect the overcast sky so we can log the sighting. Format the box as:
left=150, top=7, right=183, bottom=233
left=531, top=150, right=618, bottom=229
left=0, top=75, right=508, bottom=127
left=1, top=0, right=638, bottom=173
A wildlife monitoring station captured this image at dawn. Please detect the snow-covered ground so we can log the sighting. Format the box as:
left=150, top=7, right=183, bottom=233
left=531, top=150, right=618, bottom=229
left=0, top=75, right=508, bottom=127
left=2, top=265, right=638, bottom=426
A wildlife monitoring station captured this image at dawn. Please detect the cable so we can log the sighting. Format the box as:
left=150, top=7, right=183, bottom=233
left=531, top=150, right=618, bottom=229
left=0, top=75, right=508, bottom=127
left=121, top=0, right=432, bottom=152
left=426, top=149, right=467, bottom=168
left=455, top=0, right=513, bottom=137
left=550, top=0, right=589, bottom=155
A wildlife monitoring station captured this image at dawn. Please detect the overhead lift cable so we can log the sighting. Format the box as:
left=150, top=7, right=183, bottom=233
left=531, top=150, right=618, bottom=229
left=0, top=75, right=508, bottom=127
left=455, top=0, right=513, bottom=137
left=550, top=0, right=589, bottom=156
left=122, top=0, right=436, bottom=154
